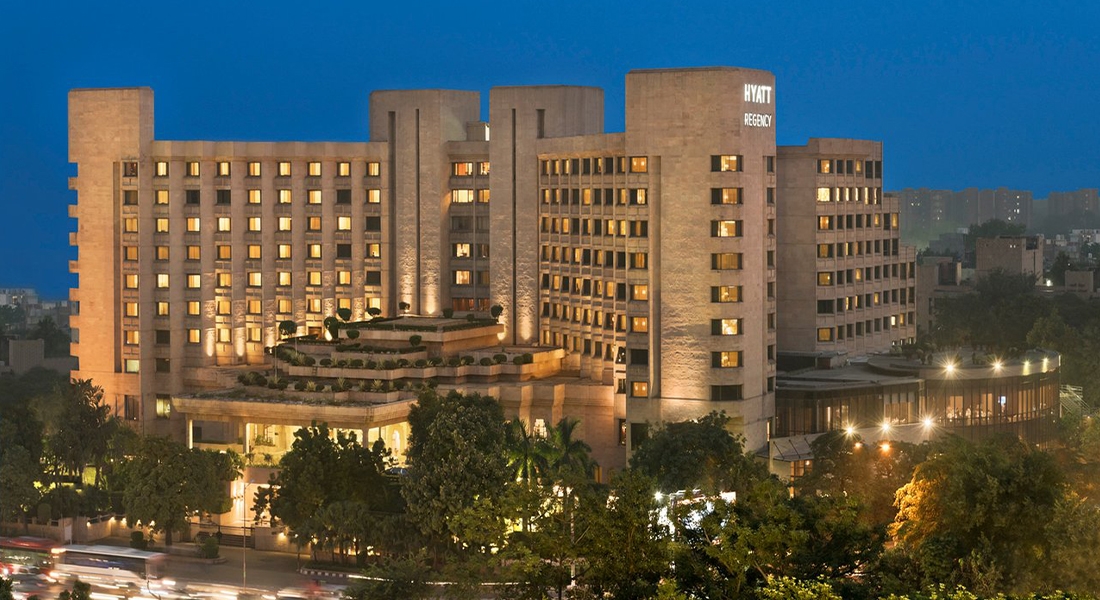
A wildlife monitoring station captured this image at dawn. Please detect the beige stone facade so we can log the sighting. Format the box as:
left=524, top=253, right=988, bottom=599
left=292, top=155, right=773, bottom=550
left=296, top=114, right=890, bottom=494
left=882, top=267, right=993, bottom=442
left=776, top=138, right=917, bottom=356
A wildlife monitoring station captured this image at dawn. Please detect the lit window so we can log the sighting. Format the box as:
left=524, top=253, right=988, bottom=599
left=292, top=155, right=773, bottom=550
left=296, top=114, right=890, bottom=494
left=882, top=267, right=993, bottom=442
left=278, top=244, right=292, bottom=259
left=712, top=351, right=742, bottom=368
left=160, top=246, right=173, bottom=260
left=307, top=216, right=322, bottom=231
left=156, top=218, right=169, bottom=233
left=217, top=245, right=231, bottom=260
left=156, top=396, right=172, bottom=418
left=308, top=244, right=322, bottom=258
left=307, top=298, right=322, bottom=313
left=366, top=189, right=381, bottom=203
left=818, top=272, right=834, bottom=286
left=818, top=327, right=835, bottom=342
left=278, top=217, right=291, bottom=231
left=454, top=270, right=471, bottom=285
left=124, top=359, right=140, bottom=373
left=248, top=272, right=262, bottom=287
left=711, top=220, right=742, bottom=237
left=216, top=300, right=230, bottom=315
left=156, top=301, right=169, bottom=316
left=337, top=270, right=351, bottom=285
left=338, top=162, right=350, bottom=177
left=217, top=273, right=232, bottom=287
left=125, top=330, right=140, bottom=345
left=817, top=244, right=833, bottom=259
left=711, top=253, right=742, bottom=270
left=155, top=161, right=169, bottom=177
left=712, top=318, right=741, bottom=336
left=631, top=316, right=648, bottom=332
left=278, top=189, right=291, bottom=204
left=187, top=162, right=200, bottom=177
left=308, top=162, right=321, bottom=177
left=278, top=272, right=291, bottom=286
left=124, top=302, right=139, bottom=317
left=631, top=285, right=649, bottom=301
left=337, top=216, right=352, bottom=231
left=453, top=189, right=474, bottom=203
left=454, top=243, right=471, bottom=258
left=631, top=381, right=648, bottom=397
left=248, top=162, right=261, bottom=177
left=630, top=156, right=648, bottom=173
left=248, top=217, right=261, bottom=232
left=277, top=298, right=292, bottom=313
left=308, top=190, right=322, bottom=204
left=157, top=274, right=170, bottom=288
left=366, top=243, right=381, bottom=258
left=217, top=327, right=231, bottom=343
left=248, top=189, right=261, bottom=204
left=248, top=245, right=261, bottom=259
left=278, top=161, right=291, bottom=176
left=124, top=246, right=138, bottom=261
left=818, top=216, right=833, bottom=230
left=710, top=188, right=742, bottom=205
left=156, top=190, right=169, bottom=205
left=217, top=161, right=230, bottom=177
left=366, top=162, right=380, bottom=176
left=187, top=301, right=201, bottom=316
left=247, top=326, right=262, bottom=342
left=817, top=159, right=832, bottom=174
left=711, top=286, right=742, bottom=303
left=188, top=329, right=200, bottom=343
left=478, top=161, right=490, bottom=175
left=308, top=271, right=322, bottom=286
left=478, top=189, right=490, bottom=203
left=187, top=274, right=201, bottom=288
left=711, top=155, right=742, bottom=172
left=452, top=162, right=474, bottom=176
left=123, top=217, right=138, bottom=233
left=184, top=217, right=199, bottom=232
left=817, top=187, right=831, bottom=202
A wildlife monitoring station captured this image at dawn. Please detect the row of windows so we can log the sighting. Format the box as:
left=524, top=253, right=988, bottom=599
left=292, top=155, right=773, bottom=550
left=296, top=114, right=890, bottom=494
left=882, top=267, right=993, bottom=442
left=815, top=186, right=883, bottom=204
left=128, top=188, right=382, bottom=206
left=542, top=303, right=643, bottom=331
left=452, top=162, right=491, bottom=176
left=452, top=243, right=491, bottom=259
left=542, top=217, right=649, bottom=237
left=541, top=246, right=646, bottom=269
left=541, top=276, right=649, bottom=301
left=816, top=312, right=914, bottom=341
left=126, top=215, right=384, bottom=234
left=123, top=293, right=375, bottom=320
left=123, top=268, right=382, bottom=291
left=124, top=243, right=383, bottom=263
left=816, top=264, right=914, bottom=286
left=817, top=158, right=882, bottom=179
left=626, top=382, right=749, bottom=401
left=540, top=187, right=647, bottom=206
left=817, top=213, right=899, bottom=231
left=147, top=160, right=382, bottom=179
left=540, top=156, right=646, bottom=176
left=452, top=270, right=490, bottom=286
left=816, top=288, right=916, bottom=313
left=817, top=239, right=903, bottom=258
left=451, top=189, right=490, bottom=203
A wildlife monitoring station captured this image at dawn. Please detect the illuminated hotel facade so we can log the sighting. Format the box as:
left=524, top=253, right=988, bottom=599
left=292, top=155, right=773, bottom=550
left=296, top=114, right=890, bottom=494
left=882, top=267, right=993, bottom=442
left=70, top=67, right=862, bottom=459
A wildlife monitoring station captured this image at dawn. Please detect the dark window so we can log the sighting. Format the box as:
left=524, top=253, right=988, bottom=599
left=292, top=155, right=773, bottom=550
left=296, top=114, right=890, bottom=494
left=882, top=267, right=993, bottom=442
left=216, top=189, right=231, bottom=205
left=155, top=330, right=171, bottom=344
left=365, top=216, right=382, bottom=232
left=336, top=244, right=352, bottom=259
left=124, top=395, right=140, bottom=421
left=155, top=358, right=170, bottom=373
left=365, top=271, right=381, bottom=286
left=618, top=419, right=627, bottom=446
left=123, top=191, right=137, bottom=205
left=122, top=162, right=138, bottom=177
left=629, top=349, right=649, bottom=366
left=186, top=189, right=200, bottom=205
left=710, top=385, right=743, bottom=401
left=336, top=189, right=351, bottom=204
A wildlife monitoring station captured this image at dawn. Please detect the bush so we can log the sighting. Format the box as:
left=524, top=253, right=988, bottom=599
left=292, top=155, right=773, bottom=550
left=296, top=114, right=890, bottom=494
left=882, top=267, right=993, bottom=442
left=409, top=334, right=423, bottom=348
left=447, top=356, right=461, bottom=367
left=302, top=356, right=316, bottom=366
left=428, top=357, right=444, bottom=367
left=130, top=531, right=148, bottom=550
left=294, top=380, right=308, bottom=391
left=513, top=355, right=525, bottom=365
left=460, top=356, right=475, bottom=366
left=382, top=359, right=398, bottom=370
left=442, top=308, right=454, bottom=318
left=493, top=353, right=508, bottom=364
left=365, top=360, right=378, bottom=370
left=320, top=358, right=333, bottom=367
left=255, top=375, right=267, bottom=387
left=414, top=359, right=428, bottom=368
left=396, top=358, right=410, bottom=368
left=350, top=359, right=364, bottom=368
left=336, top=359, right=349, bottom=368
left=346, top=329, right=360, bottom=339
left=490, top=304, right=503, bottom=320
left=522, top=353, right=534, bottom=364
left=466, top=313, right=477, bottom=321
left=200, top=536, right=220, bottom=559
left=480, top=357, right=493, bottom=366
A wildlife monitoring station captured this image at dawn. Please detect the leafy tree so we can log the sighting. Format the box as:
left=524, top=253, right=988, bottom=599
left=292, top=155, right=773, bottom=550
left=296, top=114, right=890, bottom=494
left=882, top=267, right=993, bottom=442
left=892, top=435, right=1082, bottom=595
left=0, top=444, right=42, bottom=526
left=630, top=411, right=768, bottom=494
left=336, top=307, right=352, bottom=322
left=59, top=579, right=91, bottom=600
left=40, top=379, right=118, bottom=487
left=345, top=551, right=433, bottom=600
left=0, top=576, right=12, bottom=600
left=756, top=576, right=842, bottom=600
left=27, top=316, right=71, bottom=357
left=278, top=320, right=298, bottom=339
left=402, top=389, right=510, bottom=562
left=1048, top=251, right=1074, bottom=286
left=0, top=304, right=25, bottom=334
left=930, top=270, right=1045, bottom=354
left=118, top=436, right=239, bottom=545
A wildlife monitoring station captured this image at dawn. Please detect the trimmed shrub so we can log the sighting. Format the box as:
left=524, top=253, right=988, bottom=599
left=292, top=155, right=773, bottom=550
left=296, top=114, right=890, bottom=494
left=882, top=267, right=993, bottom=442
left=513, top=355, right=525, bottom=365
left=522, top=353, right=534, bottom=364
left=365, top=360, right=378, bottom=370
left=349, top=359, right=364, bottom=368
left=336, top=359, right=349, bottom=368
left=396, top=358, right=410, bottom=368
left=130, top=531, right=148, bottom=550
left=480, top=357, right=493, bottom=366
left=460, top=355, right=475, bottom=366
left=428, top=357, right=444, bottom=367
left=381, top=359, right=398, bottom=370
left=346, top=329, right=360, bottom=339
left=409, top=334, right=423, bottom=348
left=442, top=308, right=454, bottom=318
left=493, top=353, right=508, bottom=364
left=320, top=358, right=333, bottom=367
left=414, top=358, right=428, bottom=368
left=200, top=536, right=220, bottom=559
left=294, top=379, right=308, bottom=391
left=447, top=356, right=461, bottom=367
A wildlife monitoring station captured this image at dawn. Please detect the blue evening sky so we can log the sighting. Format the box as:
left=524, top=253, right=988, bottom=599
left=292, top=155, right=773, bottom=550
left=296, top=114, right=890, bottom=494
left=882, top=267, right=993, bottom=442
left=1, top=0, right=1098, bottom=298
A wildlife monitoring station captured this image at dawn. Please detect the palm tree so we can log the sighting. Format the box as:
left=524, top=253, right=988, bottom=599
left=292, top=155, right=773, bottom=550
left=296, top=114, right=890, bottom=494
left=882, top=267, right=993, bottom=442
left=505, top=419, right=547, bottom=486
left=544, top=418, right=595, bottom=481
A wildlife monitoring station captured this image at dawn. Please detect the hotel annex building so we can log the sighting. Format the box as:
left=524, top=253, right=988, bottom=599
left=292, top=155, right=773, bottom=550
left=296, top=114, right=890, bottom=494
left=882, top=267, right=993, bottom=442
left=68, top=67, right=917, bottom=472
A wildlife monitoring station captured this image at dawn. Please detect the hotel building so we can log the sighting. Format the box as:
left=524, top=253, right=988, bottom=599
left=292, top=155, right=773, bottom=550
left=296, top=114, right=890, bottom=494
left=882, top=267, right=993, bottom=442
left=68, top=67, right=777, bottom=459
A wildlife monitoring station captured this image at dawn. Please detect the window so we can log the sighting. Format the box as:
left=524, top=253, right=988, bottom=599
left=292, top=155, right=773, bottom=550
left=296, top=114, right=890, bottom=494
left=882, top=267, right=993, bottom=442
left=188, top=329, right=200, bottom=344
left=278, top=161, right=291, bottom=176
left=454, top=270, right=471, bottom=285
left=336, top=244, right=351, bottom=258
left=631, top=381, right=649, bottom=398
left=124, top=274, right=139, bottom=289
left=711, top=155, right=742, bottom=172
left=156, top=218, right=169, bottom=233
left=711, top=188, right=742, bottom=205
left=366, top=243, right=381, bottom=258
left=818, top=243, right=834, bottom=258
left=279, top=189, right=292, bottom=204
left=123, top=395, right=140, bottom=420
left=248, top=272, right=262, bottom=287
left=630, top=189, right=647, bottom=205
left=278, top=217, right=291, bottom=231
left=216, top=245, right=231, bottom=260
left=216, top=300, right=230, bottom=315
left=214, top=217, right=231, bottom=232
left=336, top=189, right=351, bottom=204
left=452, top=162, right=474, bottom=176
left=307, top=216, right=322, bottom=231
left=277, top=298, right=292, bottom=313
left=338, top=162, right=350, bottom=177
left=155, top=190, right=169, bottom=205
left=123, top=162, right=138, bottom=177
left=155, top=161, right=169, bottom=177
left=765, top=155, right=775, bottom=173
left=187, top=274, right=201, bottom=288
left=817, top=327, right=834, bottom=342
left=278, top=244, right=292, bottom=259
left=308, top=271, right=322, bottom=286
left=336, top=216, right=352, bottom=231
left=122, top=190, right=138, bottom=206
left=156, top=273, right=170, bottom=288
left=308, top=244, right=322, bottom=258
left=186, top=189, right=200, bottom=205
left=453, top=243, right=471, bottom=258
left=216, top=189, right=231, bottom=205
left=217, top=327, right=231, bottom=343
left=218, top=274, right=232, bottom=289
left=308, top=161, right=321, bottom=176
left=156, top=301, right=169, bottom=316
left=307, top=298, right=322, bottom=313
left=123, top=217, right=138, bottom=233
left=817, top=159, right=832, bottom=174
left=248, top=161, right=261, bottom=177
left=366, top=162, right=380, bottom=176
left=712, top=351, right=742, bottom=368
left=278, top=272, right=291, bottom=286
left=247, top=326, right=262, bottom=342
left=629, top=156, right=648, bottom=173
left=308, top=190, right=322, bottom=205
left=124, top=246, right=138, bottom=261
left=217, top=161, right=230, bottom=177
left=156, top=395, right=172, bottom=418
left=337, top=270, right=351, bottom=285
left=818, top=216, right=833, bottom=230
left=452, top=189, right=474, bottom=203
left=366, top=189, right=381, bottom=203
left=365, top=271, right=381, bottom=285
left=124, top=302, right=139, bottom=317
left=710, top=385, right=743, bottom=401
left=365, top=216, right=381, bottom=232
left=711, top=253, right=742, bottom=270
left=711, top=286, right=742, bottom=303
left=187, top=301, right=201, bottom=316
left=124, top=360, right=140, bottom=373
left=631, top=285, right=649, bottom=301
left=711, top=319, right=741, bottom=335
left=818, top=272, right=833, bottom=286
left=632, top=252, right=648, bottom=269
left=248, top=189, right=261, bottom=204
left=477, top=189, right=490, bottom=203
left=711, top=220, right=742, bottom=237
left=155, top=330, right=170, bottom=344
left=631, top=316, right=649, bottom=333
left=248, top=245, right=261, bottom=259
